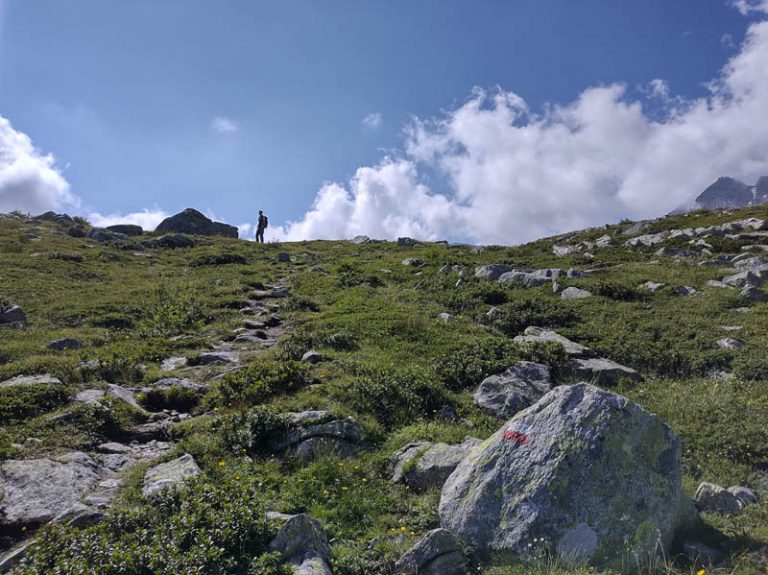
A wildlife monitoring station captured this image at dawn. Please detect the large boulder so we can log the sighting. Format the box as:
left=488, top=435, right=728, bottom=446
left=390, top=438, right=481, bottom=492
left=0, top=453, right=101, bottom=527
left=393, top=528, right=469, bottom=575
left=106, top=224, right=143, bottom=236
left=155, top=208, right=238, bottom=238
left=271, top=415, right=365, bottom=463
left=474, top=264, right=512, bottom=281
left=439, top=384, right=698, bottom=570
left=142, top=454, right=200, bottom=497
left=474, top=362, right=553, bottom=419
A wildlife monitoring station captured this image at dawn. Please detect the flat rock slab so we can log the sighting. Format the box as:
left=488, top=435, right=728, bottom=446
left=514, top=326, right=592, bottom=357
left=561, top=287, right=592, bottom=300
left=150, top=377, right=208, bottom=394
left=439, top=383, right=698, bottom=570
left=570, top=357, right=642, bottom=386
left=474, top=362, right=553, bottom=419
left=142, top=454, right=200, bottom=498
left=160, top=356, right=188, bottom=371
left=0, top=374, right=62, bottom=388
left=47, top=338, right=83, bottom=351
left=75, top=389, right=105, bottom=403
left=0, top=453, right=101, bottom=526
left=106, top=384, right=143, bottom=411
left=390, top=438, right=481, bottom=493
left=196, top=351, right=239, bottom=365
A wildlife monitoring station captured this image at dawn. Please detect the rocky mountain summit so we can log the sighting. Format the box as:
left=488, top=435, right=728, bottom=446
left=1, top=206, right=767, bottom=574
left=156, top=208, right=239, bottom=238
left=673, top=176, right=768, bottom=214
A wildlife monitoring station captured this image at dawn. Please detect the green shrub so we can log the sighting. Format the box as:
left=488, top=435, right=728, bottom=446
left=590, top=280, right=648, bottom=302
left=345, top=364, right=448, bottom=429
left=248, top=552, right=292, bottom=575
left=221, top=406, right=292, bottom=456
left=193, top=253, right=248, bottom=266
left=139, top=279, right=204, bottom=336
left=0, top=384, right=71, bottom=422
left=17, top=475, right=275, bottom=575
left=139, top=386, right=200, bottom=412
left=433, top=337, right=521, bottom=391
left=208, top=359, right=308, bottom=408
left=90, top=312, right=135, bottom=329
left=485, top=298, right=579, bottom=336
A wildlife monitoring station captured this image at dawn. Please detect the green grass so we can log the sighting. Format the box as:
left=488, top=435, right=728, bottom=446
left=1, top=208, right=767, bottom=574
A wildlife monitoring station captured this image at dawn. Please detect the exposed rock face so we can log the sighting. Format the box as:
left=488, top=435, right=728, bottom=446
left=0, top=374, right=62, bottom=388
left=142, top=454, right=201, bottom=498
left=674, top=176, right=768, bottom=213
left=268, top=514, right=332, bottom=575
left=474, top=264, right=512, bottom=280
left=390, top=438, right=481, bottom=492
left=0, top=453, right=101, bottom=527
left=439, top=384, right=698, bottom=569
left=106, top=224, right=143, bottom=236
left=0, top=305, right=27, bottom=328
left=155, top=208, right=238, bottom=238
left=474, top=362, right=553, bottom=419
left=393, top=528, right=469, bottom=575
left=271, top=415, right=365, bottom=463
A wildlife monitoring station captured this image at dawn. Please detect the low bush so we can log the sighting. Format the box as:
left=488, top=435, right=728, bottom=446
left=208, top=359, right=309, bottom=408
left=139, top=386, right=200, bottom=412
left=220, top=406, right=292, bottom=456
left=485, top=298, right=579, bottom=336
left=0, top=384, right=71, bottom=422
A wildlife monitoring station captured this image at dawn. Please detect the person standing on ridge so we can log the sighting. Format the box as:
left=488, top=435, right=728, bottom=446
left=255, top=210, right=268, bottom=243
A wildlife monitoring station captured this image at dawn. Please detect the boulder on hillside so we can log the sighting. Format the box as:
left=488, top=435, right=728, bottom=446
left=393, top=528, right=469, bottom=575
left=439, top=384, right=698, bottom=570
left=1, top=374, right=62, bottom=388
left=0, top=305, right=27, bottom=329
left=47, top=338, right=83, bottom=351
left=155, top=208, right=238, bottom=238
left=474, top=264, right=512, bottom=281
left=389, top=438, right=481, bottom=492
left=474, top=362, right=553, bottom=419
left=268, top=513, right=332, bottom=575
left=560, top=287, right=592, bottom=300
left=106, top=224, right=143, bottom=236
left=694, top=483, right=758, bottom=515
left=0, top=452, right=101, bottom=528
left=271, top=414, right=365, bottom=463
left=144, top=234, right=196, bottom=249
left=88, top=228, right=129, bottom=243
left=570, top=357, right=643, bottom=386
left=142, top=454, right=200, bottom=498
left=513, top=327, right=592, bottom=357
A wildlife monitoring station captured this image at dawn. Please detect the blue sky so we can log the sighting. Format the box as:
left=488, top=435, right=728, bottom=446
left=2, top=0, right=768, bottom=243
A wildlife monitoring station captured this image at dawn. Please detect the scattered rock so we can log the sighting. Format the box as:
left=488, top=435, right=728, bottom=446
left=693, top=482, right=757, bottom=515
left=350, top=235, right=370, bottom=244
left=397, top=237, right=415, bottom=247
left=97, top=442, right=133, bottom=455
left=499, top=268, right=561, bottom=288
left=625, top=232, right=668, bottom=248
left=716, top=338, right=745, bottom=350
left=52, top=502, right=104, bottom=528
left=195, top=351, right=239, bottom=365
left=393, top=528, right=469, bottom=575
left=277, top=252, right=291, bottom=263
left=106, top=384, right=143, bottom=411
left=88, top=228, right=129, bottom=243
left=741, top=285, right=768, bottom=302
left=0, top=539, right=37, bottom=573
left=706, top=280, right=732, bottom=289
left=74, top=389, right=105, bottom=403
left=301, top=351, right=324, bottom=364
left=655, top=247, right=699, bottom=258
left=474, top=264, right=512, bottom=281
left=570, top=357, right=643, bottom=386
left=682, top=540, right=726, bottom=565
left=514, top=326, right=592, bottom=357
left=106, top=224, right=143, bottom=236
left=439, top=384, right=698, bottom=569
left=560, top=287, right=592, bottom=300
left=673, top=286, right=698, bottom=296
left=402, top=258, right=424, bottom=267
left=640, top=281, right=666, bottom=292
left=155, top=208, right=238, bottom=238
left=0, top=453, right=101, bottom=527
left=0, top=374, right=62, bottom=388
left=160, top=356, right=188, bottom=371
left=390, top=438, right=481, bottom=493
left=144, top=234, right=196, bottom=249
left=47, top=338, right=83, bottom=351
left=272, top=417, right=365, bottom=463
left=150, top=377, right=208, bottom=394
left=0, top=305, right=27, bottom=328
left=437, top=312, right=455, bottom=323
left=474, top=362, right=553, bottom=419
left=268, top=513, right=332, bottom=575
left=142, top=454, right=201, bottom=498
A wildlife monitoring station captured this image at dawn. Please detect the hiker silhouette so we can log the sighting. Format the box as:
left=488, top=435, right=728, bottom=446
left=255, top=210, right=268, bottom=243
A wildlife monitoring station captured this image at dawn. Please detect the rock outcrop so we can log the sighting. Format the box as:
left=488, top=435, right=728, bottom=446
left=393, top=528, right=469, bottom=575
left=0, top=305, right=27, bottom=329
left=389, top=437, right=481, bottom=492
left=673, top=176, right=768, bottom=213
left=267, top=514, right=332, bottom=575
left=155, top=208, right=238, bottom=238
left=474, top=362, right=553, bottom=419
left=142, top=454, right=201, bottom=497
left=439, top=384, right=698, bottom=569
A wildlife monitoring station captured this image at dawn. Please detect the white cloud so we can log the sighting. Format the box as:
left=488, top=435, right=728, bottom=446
left=88, top=209, right=170, bottom=231
left=0, top=115, right=76, bottom=215
left=731, top=0, right=768, bottom=15
left=362, top=112, right=383, bottom=130
left=278, top=17, right=768, bottom=245
left=211, top=116, right=239, bottom=134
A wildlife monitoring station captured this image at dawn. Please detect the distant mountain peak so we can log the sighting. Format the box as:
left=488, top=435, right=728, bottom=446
left=671, top=176, right=768, bottom=214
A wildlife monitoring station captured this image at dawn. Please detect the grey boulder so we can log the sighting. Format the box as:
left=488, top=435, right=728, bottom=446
left=439, top=384, right=698, bottom=569
left=268, top=513, right=332, bottom=575
left=474, top=362, right=553, bottom=419
left=393, top=528, right=469, bottom=575
left=47, top=338, right=83, bottom=351
left=272, top=417, right=365, bottom=463
left=0, top=305, right=27, bottom=328
left=570, top=357, right=643, bottom=386
left=474, top=264, right=512, bottom=281
left=513, top=327, right=592, bottom=357
left=0, top=452, right=101, bottom=527
left=142, top=454, right=201, bottom=498
left=716, top=338, right=745, bottom=350
left=390, top=438, right=481, bottom=493
left=0, top=374, right=62, bottom=388
left=155, top=208, right=238, bottom=238
left=560, top=287, right=592, bottom=300
left=693, top=482, right=758, bottom=515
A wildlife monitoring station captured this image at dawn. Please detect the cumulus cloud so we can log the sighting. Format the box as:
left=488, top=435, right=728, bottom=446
left=731, top=0, right=768, bottom=15
left=362, top=112, right=383, bottom=130
left=87, top=209, right=170, bottom=231
left=0, top=115, right=76, bottom=215
left=211, top=116, right=238, bottom=134
left=278, top=16, right=768, bottom=245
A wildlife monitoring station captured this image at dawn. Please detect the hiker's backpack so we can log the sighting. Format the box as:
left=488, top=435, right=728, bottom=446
left=264, top=216, right=268, bottom=229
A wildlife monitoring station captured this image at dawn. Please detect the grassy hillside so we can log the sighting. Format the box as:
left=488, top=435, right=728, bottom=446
left=0, top=208, right=766, bottom=574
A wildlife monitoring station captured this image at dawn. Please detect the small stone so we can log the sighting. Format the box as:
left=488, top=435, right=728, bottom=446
left=560, top=286, right=592, bottom=300
left=0, top=305, right=27, bottom=328
left=402, top=258, right=424, bottom=266
left=673, top=286, right=698, bottom=296
left=47, top=338, right=83, bottom=350
left=694, top=482, right=748, bottom=515
left=1, top=374, right=62, bottom=388
left=301, top=351, right=324, bottom=364
left=716, top=338, right=745, bottom=350
left=160, top=356, right=188, bottom=371
left=142, top=454, right=201, bottom=498
left=276, top=252, right=291, bottom=262
left=640, top=281, right=666, bottom=292
left=437, top=312, right=455, bottom=323
left=75, top=389, right=105, bottom=403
